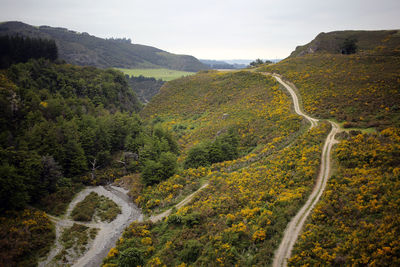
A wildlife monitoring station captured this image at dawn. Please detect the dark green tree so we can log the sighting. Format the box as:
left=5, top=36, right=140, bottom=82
left=40, top=155, right=63, bottom=194
left=62, top=139, right=87, bottom=177
left=340, top=38, right=357, bottom=54
left=141, top=160, right=163, bottom=185
left=250, top=58, right=265, bottom=67
left=0, top=164, right=29, bottom=211
left=118, top=247, right=144, bottom=267
left=184, top=144, right=210, bottom=169
left=158, top=152, right=177, bottom=179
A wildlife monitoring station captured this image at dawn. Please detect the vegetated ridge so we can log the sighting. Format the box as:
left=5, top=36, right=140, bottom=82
left=0, top=21, right=208, bottom=71
left=258, top=29, right=400, bottom=266
left=261, top=30, right=400, bottom=130
left=103, top=70, right=334, bottom=266
left=103, top=29, right=400, bottom=266
left=200, top=59, right=247, bottom=69
left=290, top=29, right=400, bottom=57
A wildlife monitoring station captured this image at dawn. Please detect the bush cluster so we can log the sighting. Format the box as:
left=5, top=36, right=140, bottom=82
left=184, top=129, right=239, bottom=169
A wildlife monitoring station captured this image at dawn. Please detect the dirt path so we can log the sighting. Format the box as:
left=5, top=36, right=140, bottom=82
left=271, top=74, right=319, bottom=128
left=149, top=182, right=209, bottom=223
left=39, top=185, right=143, bottom=267
left=268, top=74, right=339, bottom=266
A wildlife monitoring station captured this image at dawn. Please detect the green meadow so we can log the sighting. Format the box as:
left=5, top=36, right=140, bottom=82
left=116, top=68, right=196, bottom=81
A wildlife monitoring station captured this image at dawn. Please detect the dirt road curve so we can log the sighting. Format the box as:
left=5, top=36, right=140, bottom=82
left=149, top=182, right=209, bottom=223
left=272, top=74, right=319, bottom=128
left=271, top=74, right=339, bottom=267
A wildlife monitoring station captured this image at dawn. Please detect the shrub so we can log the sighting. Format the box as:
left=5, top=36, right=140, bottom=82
left=184, top=129, right=239, bottom=168
left=340, top=38, right=357, bottom=54
left=179, top=239, right=203, bottom=263
left=141, top=152, right=177, bottom=186
left=119, top=247, right=144, bottom=267
left=184, top=143, right=210, bottom=169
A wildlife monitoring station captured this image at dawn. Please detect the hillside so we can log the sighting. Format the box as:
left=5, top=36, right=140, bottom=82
left=102, top=30, right=400, bottom=266
left=290, top=29, right=400, bottom=57
left=200, top=59, right=247, bottom=69
left=125, top=75, right=165, bottom=103
left=0, top=21, right=208, bottom=71
left=257, top=30, right=400, bottom=266
left=102, top=70, right=337, bottom=266
left=260, top=30, right=400, bottom=129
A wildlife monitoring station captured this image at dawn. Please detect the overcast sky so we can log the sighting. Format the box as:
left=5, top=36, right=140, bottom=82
left=1, top=0, right=399, bottom=60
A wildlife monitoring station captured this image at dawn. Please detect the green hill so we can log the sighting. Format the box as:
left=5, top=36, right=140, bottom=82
left=260, top=30, right=400, bottom=129
left=290, top=30, right=400, bottom=57
left=0, top=21, right=208, bottom=71
left=103, top=30, right=400, bottom=266
left=257, top=30, right=400, bottom=266
left=103, top=70, right=335, bottom=266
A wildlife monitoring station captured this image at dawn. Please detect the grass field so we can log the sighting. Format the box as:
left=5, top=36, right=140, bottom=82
left=116, top=68, right=196, bottom=81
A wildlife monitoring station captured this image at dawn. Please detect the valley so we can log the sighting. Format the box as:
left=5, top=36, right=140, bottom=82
left=0, top=26, right=399, bottom=267
left=116, top=68, right=195, bottom=82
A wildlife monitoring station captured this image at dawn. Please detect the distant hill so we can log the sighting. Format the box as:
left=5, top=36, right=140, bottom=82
left=200, top=59, right=247, bottom=69
left=290, top=30, right=400, bottom=57
left=0, top=21, right=208, bottom=71
left=200, top=59, right=282, bottom=69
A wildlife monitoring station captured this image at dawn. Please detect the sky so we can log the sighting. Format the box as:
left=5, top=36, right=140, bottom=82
left=1, top=0, right=399, bottom=60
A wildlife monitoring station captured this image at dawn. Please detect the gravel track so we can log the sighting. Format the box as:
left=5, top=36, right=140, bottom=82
left=268, top=74, right=339, bottom=267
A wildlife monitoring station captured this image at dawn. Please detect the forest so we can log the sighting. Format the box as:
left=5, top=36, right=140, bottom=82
left=0, top=38, right=180, bottom=266
left=0, top=35, right=58, bottom=68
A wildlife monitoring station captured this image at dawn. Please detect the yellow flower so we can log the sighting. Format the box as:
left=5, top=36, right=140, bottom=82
left=107, top=247, right=118, bottom=258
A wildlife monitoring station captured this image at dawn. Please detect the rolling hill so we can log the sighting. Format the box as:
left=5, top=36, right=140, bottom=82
left=0, top=21, right=208, bottom=71
left=258, top=29, right=400, bottom=266
left=290, top=29, right=400, bottom=57
left=103, top=30, right=400, bottom=266
left=103, top=70, right=334, bottom=266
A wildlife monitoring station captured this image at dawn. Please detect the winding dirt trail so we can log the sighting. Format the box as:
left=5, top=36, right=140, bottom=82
left=271, top=74, right=319, bottom=128
left=267, top=74, right=339, bottom=266
left=39, top=185, right=143, bottom=267
left=149, top=182, right=209, bottom=223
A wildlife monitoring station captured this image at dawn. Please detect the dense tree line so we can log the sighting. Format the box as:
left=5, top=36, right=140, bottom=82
left=0, top=59, right=177, bottom=212
left=0, top=35, right=58, bottom=68
left=106, top=37, right=132, bottom=44
left=249, top=59, right=272, bottom=67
